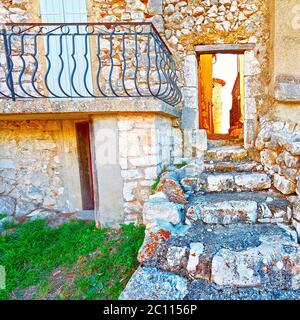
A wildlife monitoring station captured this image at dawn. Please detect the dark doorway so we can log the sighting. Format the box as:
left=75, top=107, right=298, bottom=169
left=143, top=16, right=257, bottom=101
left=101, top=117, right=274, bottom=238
left=75, top=121, right=94, bottom=210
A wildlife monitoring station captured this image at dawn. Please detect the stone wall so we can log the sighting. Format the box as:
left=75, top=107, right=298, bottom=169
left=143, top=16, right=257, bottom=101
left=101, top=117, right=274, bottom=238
left=0, top=120, right=83, bottom=218
left=166, top=0, right=270, bottom=148
left=255, top=118, right=300, bottom=196
left=92, top=113, right=183, bottom=226
left=86, top=1, right=270, bottom=147
left=0, top=0, right=271, bottom=146
left=253, top=0, right=300, bottom=199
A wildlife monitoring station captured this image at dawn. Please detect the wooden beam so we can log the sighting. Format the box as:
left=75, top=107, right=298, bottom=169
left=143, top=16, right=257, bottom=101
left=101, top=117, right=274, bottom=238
left=194, top=44, right=255, bottom=54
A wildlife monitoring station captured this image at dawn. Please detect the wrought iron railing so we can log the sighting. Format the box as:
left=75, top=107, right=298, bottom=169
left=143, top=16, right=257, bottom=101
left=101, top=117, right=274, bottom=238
left=0, top=22, right=182, bottom=106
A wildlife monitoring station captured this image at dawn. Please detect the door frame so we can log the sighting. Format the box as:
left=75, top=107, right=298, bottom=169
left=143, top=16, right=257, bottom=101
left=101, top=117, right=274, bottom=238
left=195, top=43, right=256, bottom=148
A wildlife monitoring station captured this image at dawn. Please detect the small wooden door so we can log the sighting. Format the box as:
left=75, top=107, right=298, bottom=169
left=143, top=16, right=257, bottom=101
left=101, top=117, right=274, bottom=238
left=75, top=122, right=94, bottom=210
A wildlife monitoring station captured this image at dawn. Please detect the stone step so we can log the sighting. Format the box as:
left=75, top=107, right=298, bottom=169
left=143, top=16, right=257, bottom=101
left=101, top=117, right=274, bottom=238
left=133, top=223, right=300, bottom=295
left=120, top=266, right=300, bottom=300
left=208, top=139, right=243, bottom=148
left=204, top=160, right=264, bottom=173
left=186, top=191, right=292, bottom=225
left=197, top=172, right=272, bottom=193
left=205, top=145, right=248, bottom=162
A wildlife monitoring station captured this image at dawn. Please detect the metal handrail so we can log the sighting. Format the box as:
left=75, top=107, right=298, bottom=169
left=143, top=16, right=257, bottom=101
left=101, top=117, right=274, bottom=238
left=0, top=22, right=182, bottom=106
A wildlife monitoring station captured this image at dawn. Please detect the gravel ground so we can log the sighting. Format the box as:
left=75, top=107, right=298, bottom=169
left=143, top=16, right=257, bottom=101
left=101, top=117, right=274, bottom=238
left=187, top=280, right=300, bottom=300
left=164, top=223, right=295, bottom=254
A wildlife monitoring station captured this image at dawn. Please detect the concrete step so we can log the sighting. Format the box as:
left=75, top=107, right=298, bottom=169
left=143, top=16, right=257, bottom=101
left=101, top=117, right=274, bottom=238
left=186, top=191, right=292, bottom=225
left=204, top=160, right=264, bottom=173
left=197, top=172, right=272, bottom=193
left=205, top=145, right=248, bottom=162
left=122, top=224, right=300, bottom=298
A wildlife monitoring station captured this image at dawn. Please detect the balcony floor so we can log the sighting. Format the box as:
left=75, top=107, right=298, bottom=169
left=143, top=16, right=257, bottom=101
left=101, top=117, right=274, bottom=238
left=0, top=97, right=180, bottom=120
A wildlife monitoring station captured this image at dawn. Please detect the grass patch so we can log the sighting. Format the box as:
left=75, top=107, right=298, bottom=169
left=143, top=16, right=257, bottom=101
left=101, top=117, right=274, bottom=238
left=175, top=160, right=188, bottom=169
left=0, top=219, right=145, bottom=300
left=151, top=178, right=160, bottom=192
left=0, top=214, right=7, bottom=220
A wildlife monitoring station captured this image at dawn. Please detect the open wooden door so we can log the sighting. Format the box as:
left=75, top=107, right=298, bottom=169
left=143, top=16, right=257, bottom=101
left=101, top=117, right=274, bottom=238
left=198, top=54, right=214, bottom=134
left=75, top=122, right=94, bottom=210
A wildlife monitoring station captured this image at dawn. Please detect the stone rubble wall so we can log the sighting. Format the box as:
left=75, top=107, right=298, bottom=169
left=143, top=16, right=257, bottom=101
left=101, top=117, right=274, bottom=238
left=255, top=118, right=300, bottom=196
left=255, top=118, right=300, bottom=237
left=0, top=120, right=83, bottom=218
left=0, top=1, right=39, bottom=96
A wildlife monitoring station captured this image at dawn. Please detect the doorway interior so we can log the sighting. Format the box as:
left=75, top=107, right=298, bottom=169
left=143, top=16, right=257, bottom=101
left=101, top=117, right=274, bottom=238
left=198, top=52, right=244, bottom=141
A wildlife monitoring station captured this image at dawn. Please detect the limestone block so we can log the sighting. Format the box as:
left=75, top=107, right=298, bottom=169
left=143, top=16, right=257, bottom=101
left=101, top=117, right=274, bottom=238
left=119, top=267, right=188, bottom=300
left=172, top=128, right=183, bottom=161
left=144, top=166, right=159, bottom=180
left=187, top=243, right=205, bottom=276
left=244, top=51, right=261, bottom=76
left=181, top=107, right=198, bottom=129
left=184, top=55, right=198, bottom=87
left=283, top=133, right=300, bottom=156
left=121, top=169, right=143, bottom=180
left=123, top=182, right=138, bottom=202
left=156, top=178, right=188, bottom=204
left=234, top=173, right=271, bottom=191
left=281, top=167, right=297, bottom=183
left=129, top=155, right=158, bottom=167
left=244, top=98, right=256, bottom=120
left=260, top=149, right=277, bottom=168
left=211, top=235, right=300, bottom=289
left=275, top=77, right=300, bottom=102
left=150, top=15, right=164, bottom=33
left=244, top=76, right=264, bottom=98
left=147, top=0, right=163, bottom=15
left=207, top=174, right=235, bottom=192
left=157, top=244, right=189, bottom=274
left=183, top=87, right=198, bottom=110
left=15, top=200, right=36, bottom=217
left=138, top=223, right=172, bottom=262
left=283, top=151, right=299, bottom=168
left=196, top=200, right=259, bottom=224
left=143, top=198, right=182, bottom=225
left=244, top=119, right=257, bottom=149
left=183, top=129, right=193, bottom=158
left=0, top=195, right=15, bottom=216
left=194, top=129, right=208, bottom=152
left=274, top=174, right=296, bottom=195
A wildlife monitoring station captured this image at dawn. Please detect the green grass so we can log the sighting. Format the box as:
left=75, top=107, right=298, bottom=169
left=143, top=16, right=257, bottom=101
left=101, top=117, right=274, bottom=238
left=151, top=178, right=160, bottom=192
left=0, top=219, right=145, bottom=300
left=176, top=160, right=188, bottom=168
left=0, top=214, right=7, bottom=220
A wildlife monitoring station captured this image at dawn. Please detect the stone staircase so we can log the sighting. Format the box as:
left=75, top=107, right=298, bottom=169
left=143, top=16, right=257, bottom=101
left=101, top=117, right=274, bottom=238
left=120, top=146, right=300, bottom=300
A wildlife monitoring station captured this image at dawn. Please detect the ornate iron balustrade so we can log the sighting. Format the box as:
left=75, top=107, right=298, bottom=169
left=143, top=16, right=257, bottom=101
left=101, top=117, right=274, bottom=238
left=0, top=22, right=182, bottom=106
